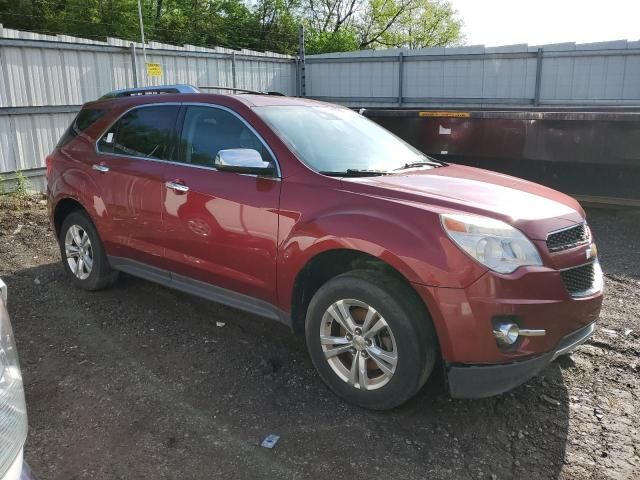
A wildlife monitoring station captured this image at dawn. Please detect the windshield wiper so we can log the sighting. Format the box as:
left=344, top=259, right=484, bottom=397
left=319, top=169, right=389, bottom=177
left=393, top=159, right=445, bottom=171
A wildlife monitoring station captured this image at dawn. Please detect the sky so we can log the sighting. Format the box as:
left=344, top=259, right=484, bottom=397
left=450, top=0, right=640, bottom=47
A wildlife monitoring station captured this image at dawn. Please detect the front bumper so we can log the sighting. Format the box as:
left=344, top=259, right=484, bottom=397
left=413, top=264, right=603, bottom=364
left=447, top=321, right=596, bottom=398
left=411, top=257, right=603, bottom=398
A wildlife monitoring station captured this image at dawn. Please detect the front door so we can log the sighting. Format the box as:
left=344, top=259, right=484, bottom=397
left=94, top=104, right=179, bottom=270
left=161, top=105, right=281, bottom=304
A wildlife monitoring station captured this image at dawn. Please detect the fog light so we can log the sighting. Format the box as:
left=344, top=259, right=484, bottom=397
left=494, top=323, right=520, bottom=345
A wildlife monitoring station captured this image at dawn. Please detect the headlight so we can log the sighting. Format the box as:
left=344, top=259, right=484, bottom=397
left=441, top=213, right=543, bottom=274
left=0, top=280, right=28, bottom=479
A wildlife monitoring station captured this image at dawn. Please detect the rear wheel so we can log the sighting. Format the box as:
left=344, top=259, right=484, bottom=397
left=59, top=210, right=118, bottom=290
left=305, top=270, right=437, bottom=410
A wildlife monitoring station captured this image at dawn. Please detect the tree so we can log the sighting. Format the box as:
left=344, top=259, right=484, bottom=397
left=0, top=0, right=463, bottom=55
left=252, top=0, right=300, bottom=53
left=304, top=25, right=360, bottom=53
left=368, top=0, right=463, bottom=48
left=298, top=0, right=462, bottom=52
left=357, top=0, right=416, bottom=49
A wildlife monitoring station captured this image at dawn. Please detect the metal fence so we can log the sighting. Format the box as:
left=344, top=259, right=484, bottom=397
left=305, top=40, right=640, bottom=108
left=0, top=25, right=297, bottom=189
left=2, top=25, right=640, bottom=191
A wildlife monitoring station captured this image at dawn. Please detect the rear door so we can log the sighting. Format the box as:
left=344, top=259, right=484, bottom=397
left=94, top=104, right=180, bottom=271
left=160, top=104, right=281, bottom=304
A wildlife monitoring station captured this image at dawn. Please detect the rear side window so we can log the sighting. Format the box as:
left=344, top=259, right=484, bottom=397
left=56, top=108, right=105, bottom=148
left=98, top=105, right=179, bottom=160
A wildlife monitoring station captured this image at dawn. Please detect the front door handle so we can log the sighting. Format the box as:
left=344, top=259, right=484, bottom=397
left=165, top=181, right=190, bottom=193
left=92, top=163, right=110, bottom=173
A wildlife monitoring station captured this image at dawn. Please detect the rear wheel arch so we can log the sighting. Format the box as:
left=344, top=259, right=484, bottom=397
left=58, top=209, right=118, bottom=290
left=53, top=197, right=89, bottom=237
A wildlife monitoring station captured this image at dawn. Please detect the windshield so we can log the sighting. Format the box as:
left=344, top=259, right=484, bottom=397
left=255, top=105, right=439, bottom=174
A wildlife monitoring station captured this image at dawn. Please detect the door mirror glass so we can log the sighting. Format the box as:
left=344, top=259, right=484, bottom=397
left=215, top=149, right=275, bottom=175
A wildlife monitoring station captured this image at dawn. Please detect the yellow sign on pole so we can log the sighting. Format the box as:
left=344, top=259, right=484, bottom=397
left=418, top=111, right=471, bottom=118
left=146, top=63, right=162, bottom=77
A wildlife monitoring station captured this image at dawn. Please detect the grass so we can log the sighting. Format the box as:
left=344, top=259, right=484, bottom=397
left=0, top=170, right=32, bottom=211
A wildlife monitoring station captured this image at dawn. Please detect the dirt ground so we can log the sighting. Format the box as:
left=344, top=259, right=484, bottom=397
left=0, top=197, right=638, bottom=480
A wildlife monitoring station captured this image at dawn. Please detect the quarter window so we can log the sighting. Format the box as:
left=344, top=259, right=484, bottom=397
left=178, top=106, right=272, bottom=168
left=57, top=108, right=105, bottom=148
left=98, top=105, right=178, bottom=160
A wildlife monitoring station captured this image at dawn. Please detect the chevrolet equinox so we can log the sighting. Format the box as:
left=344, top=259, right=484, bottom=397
left=46, top=84, right=603, bottom=409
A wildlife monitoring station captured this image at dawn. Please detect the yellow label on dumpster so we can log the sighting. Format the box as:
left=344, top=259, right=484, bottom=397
left=418, top=111, right=470, bottom=118
left=146, top=63, right=163, bottom=77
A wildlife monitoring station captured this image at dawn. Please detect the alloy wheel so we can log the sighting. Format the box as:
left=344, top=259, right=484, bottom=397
left=64, top=225, right=94, bottom=280
left=320, top=299, right=398, bottom=390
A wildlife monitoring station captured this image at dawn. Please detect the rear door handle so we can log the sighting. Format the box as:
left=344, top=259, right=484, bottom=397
left=92, top=163, right=110, bottom=173
left=165, top=181, right=190, bottom=193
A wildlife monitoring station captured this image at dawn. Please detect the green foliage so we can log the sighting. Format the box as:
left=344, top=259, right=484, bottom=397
left=369, top=0, right=463, bottom=49
left=13, top=170, right=30, bottom=209
left=252, top=0, right=301, bottom=52
left=0, top=0, right=462, bottom=54
left=0, top=0, right=300, bottom=53
left=0, top=170, right=31, bottom=210
left=305, top=27, right=360, bottom=54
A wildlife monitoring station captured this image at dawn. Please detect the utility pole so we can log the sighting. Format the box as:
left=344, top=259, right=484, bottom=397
left=298, top=25, right=306, bottom=97
left=130, top=43, right=139, bottom=87
left=137, top=0, right=148, bottom=84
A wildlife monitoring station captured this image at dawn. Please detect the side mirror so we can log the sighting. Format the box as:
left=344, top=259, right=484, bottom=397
left=214, top=149, right=276, bottom=175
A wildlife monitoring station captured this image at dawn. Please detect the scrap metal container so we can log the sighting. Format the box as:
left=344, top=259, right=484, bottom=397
left=364, top=108, right=640, bottom=207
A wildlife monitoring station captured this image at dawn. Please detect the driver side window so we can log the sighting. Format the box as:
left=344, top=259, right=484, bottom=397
left=178, top=106, right=272, bottom=168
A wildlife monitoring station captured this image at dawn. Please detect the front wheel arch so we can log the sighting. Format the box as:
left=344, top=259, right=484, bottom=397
left=290, top=251, right=443, bottom=367
left=290, top=249, right=416, bottom=335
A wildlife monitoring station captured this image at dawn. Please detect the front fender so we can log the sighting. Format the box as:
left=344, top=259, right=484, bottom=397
left=276, top=204, right=486, bottom=312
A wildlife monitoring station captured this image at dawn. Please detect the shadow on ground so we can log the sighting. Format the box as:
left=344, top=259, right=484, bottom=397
left=6, top=262, right=571, bottom=480
left=587, top=207, right=640, bottom=280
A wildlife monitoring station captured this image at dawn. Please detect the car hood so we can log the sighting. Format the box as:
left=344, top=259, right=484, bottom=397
left=343, top=164, right=585, bottom=240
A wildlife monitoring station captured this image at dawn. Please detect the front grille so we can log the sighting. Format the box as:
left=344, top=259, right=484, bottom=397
left=547, top=223, right=589, bottom=252
left=561, top=262, right=596, bottom=296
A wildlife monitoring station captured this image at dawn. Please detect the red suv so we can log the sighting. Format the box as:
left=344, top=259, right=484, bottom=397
left=46, top=85, right=603, bottom=409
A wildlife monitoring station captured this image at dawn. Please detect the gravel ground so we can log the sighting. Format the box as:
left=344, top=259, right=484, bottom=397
left=0, top=197, right=638, bottom=480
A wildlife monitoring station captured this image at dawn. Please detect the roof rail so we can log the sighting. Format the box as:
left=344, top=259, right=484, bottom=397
left=198, top=85, right=264, bottom=95
left=100, top=84, right=200, bottom=99
left=198, top=85, right=286, bottom=96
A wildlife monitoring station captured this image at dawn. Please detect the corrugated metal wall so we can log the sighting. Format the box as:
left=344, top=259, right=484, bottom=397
left=0, top=25, right=297, bottom=187
left=3, top=25, right=640, bottom=191
left=306, top=40, right=640, bottom=108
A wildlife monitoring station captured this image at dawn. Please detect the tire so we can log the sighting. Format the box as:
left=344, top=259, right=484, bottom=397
left=305, top=270, right=437, bottom=410
left=59, top=210, right=118, bottom=291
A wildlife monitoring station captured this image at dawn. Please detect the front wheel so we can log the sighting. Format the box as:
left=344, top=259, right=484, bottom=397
left=305, top=270, right=437, bottom=410
left=59, top=210, right=118, bottom=290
